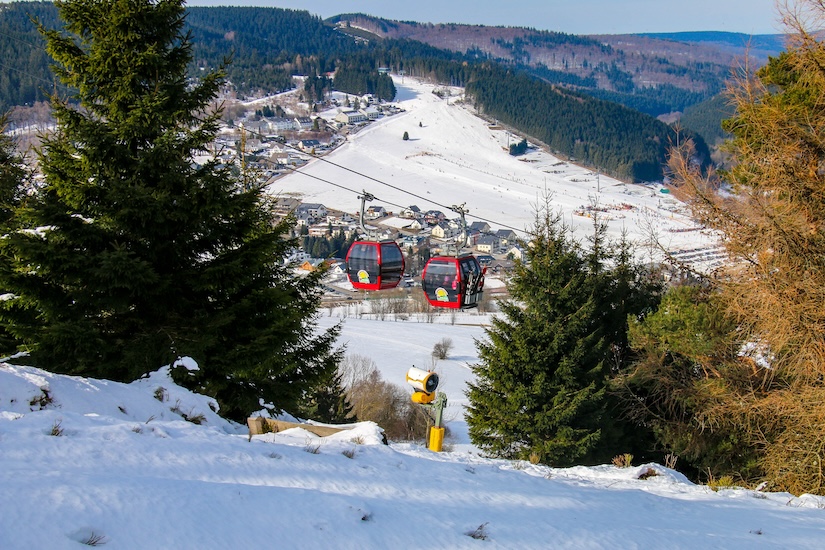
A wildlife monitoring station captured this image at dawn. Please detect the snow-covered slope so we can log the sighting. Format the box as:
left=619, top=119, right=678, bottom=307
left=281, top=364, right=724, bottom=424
left=3, top=316, right=825, bottom=549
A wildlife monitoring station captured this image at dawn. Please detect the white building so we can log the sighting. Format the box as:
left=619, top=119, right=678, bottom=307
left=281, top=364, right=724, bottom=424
left=335, top=110, right=368, bottom=125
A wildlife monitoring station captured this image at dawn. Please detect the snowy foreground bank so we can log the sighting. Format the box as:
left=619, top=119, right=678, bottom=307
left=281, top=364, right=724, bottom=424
left=2, top=358, right=825, bottom=549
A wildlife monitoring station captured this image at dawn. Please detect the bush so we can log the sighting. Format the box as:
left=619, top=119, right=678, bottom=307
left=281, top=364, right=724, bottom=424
left=432, top=338, right=454, bottom=360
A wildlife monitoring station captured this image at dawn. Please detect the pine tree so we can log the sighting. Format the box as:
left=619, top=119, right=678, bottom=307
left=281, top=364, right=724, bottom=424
left=466, top=200, right=658, bottom=466
left=0, top=0, right=341, bottom=421
left=298, top=369, right=354, bottom=424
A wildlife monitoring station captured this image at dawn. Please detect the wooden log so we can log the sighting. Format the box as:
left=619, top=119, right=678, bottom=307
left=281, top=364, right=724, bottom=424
left=247, top=416, right=351, bottom=440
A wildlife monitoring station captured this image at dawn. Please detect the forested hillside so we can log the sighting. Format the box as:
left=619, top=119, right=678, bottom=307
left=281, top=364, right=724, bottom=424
left=466, top=70, right=710, bottom=181
left=330, top=14, right=776, bottom=117
left=185, top=7, right=363, bottom=94
left=0, top=2, right=367, bottom=107
left=679, top=93, right=736, bottom=148
left=1, top=2, right=707, bottom=180
left=0, top=1, right=61, bottom=111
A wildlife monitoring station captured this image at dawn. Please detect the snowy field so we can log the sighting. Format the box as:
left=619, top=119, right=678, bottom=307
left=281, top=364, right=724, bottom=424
left=3, top=314, right=825, bottom=549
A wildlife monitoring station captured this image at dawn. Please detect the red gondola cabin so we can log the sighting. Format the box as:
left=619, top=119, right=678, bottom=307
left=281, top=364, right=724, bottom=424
left=345, top=240, right=405, bottom=291
left=421, top=254, right=485, bottom=309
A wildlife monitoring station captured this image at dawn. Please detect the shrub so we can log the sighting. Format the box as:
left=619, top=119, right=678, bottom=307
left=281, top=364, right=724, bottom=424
left=612, top=453, right=634, bottom=468
left=153, top=387, right=168, bottom=402
left=638, top=468, right=659, bottom=480
left=465, top=523, right=489, bottom=540
left=49, top=420, right=64, bottom=437
left=707, top=474, right=736, bottom=492
left=432, top=338, right=454, bottom=360
left=79, top=531, right=108, bottom=546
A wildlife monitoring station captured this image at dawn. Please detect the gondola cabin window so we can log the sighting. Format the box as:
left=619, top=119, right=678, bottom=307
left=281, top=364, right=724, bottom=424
left=345, top=241, right=405, bottom=291
left=422, top=259, right=460, bottom=306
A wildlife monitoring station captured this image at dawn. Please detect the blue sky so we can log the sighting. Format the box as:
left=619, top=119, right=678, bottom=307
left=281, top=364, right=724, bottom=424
left=187, top=0, right=782, bottom=35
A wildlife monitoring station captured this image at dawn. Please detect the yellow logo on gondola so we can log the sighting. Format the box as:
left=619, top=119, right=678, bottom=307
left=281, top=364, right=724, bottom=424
left=357, top=269, right=370, bottom=284
left=435, top=287, right=449, bottom=302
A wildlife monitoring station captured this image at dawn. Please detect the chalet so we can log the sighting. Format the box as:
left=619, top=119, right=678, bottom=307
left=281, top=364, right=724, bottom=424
left=469, top=221, right=491, bottom=234
left=298, top=139, right=321, bottom=153
left=307, top=224, right=333, bottom=237
left=361, top=106, right=381, bottom=120
left=496, top=229, right=519, bottom=246
left=475, top=235, right=500, bottom=254
left=506, top=245, right=526, bottom=261
left=400, top=235, right=428, bottom=249
left=424, top=210, right=446, bottom=226
left=273, top=196, right=301, bottom=216
left=475, top=254, right=495, bottom=266
left=405, top=219, right=425, bottom=231
left=296, top=203, right=327, bottom=224
left=295, top=211, right=312, bottom=227
left=299, top=259, right=325, bottom=272
left=431, top=221, right=459, bottom=240
left=270, top=151, right=289, bottom=165
left=466, top=229, right=482, bottom=246
left=366, top=205, right=387, bottom=219
left=400, top=205, right=421, bottom=219
left=326, top=260, right=347, bottom=278
left=242, top=120, right=268, bottom=135
left=246, top=137, right=265, bottom=152
left=266, top=117, right=295, bottom=132
left=308, top=222, right=355, bottom=238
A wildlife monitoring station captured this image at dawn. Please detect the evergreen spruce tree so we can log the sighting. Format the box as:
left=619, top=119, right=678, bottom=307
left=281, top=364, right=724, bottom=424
left=0, top=114, right=28, bottom=352
left=0, top=0, right=341, bottom=421
left=0, top=115, right=25, bottom=231
left=466, top=200, right=659, bottom=466
left=298, top=369, right=354, bottom=424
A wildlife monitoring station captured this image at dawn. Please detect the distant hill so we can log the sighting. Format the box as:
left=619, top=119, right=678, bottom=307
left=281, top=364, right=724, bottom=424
left=679, top=93, right=737, bottom=149
left=637, top=31, right=785, bottom=66
left=638, top=31, right=786, bottom=61
left=329, top=14, right=780, bottom=116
